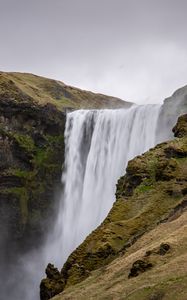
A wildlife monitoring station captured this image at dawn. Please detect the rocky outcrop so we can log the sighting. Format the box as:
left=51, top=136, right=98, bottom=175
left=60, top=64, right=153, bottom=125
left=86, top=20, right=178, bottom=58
left=41, top=114, right=187, bottom=299
left=173, top=114, right=187, bottom=138
left=40, top=264, right=65, bottom=300
left=128, top=259, right=153, bottom=278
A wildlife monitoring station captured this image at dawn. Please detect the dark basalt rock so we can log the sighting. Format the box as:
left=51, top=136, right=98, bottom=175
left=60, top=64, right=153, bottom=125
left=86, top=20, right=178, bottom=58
left=128, top=259, right=153, bottom=278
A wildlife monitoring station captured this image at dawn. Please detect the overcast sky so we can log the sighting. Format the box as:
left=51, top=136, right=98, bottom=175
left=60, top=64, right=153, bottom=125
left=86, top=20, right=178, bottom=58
left=1, top=0, right=187, bottom=104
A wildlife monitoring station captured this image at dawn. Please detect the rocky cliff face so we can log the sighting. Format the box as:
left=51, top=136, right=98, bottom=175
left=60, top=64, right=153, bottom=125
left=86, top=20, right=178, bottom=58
left=0, top=71, right=133, bottom=300
left=0, top=98, right=66, bottom=260
left=0, top=71, right=130, bottom=276
left=40, top=114, right=187, bottom=300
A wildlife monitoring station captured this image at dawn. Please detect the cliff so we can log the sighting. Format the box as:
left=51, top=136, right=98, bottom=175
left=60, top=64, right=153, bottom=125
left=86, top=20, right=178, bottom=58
left=41, top=114, right=187, bottom=300
left=0, top=92, right=65, bottom=264
left=0, top=71, right=130, bottom=272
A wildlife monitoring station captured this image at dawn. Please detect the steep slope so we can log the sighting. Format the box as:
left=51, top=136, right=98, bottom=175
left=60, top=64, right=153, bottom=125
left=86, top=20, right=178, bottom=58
left=0, top=72, right=131, bottom=110
left=53, top=209, right=187, bottom=300
left=41, top=114, right=187, bottom=300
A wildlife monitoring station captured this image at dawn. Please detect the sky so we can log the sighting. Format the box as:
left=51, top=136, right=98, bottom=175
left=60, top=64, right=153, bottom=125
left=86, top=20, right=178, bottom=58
left=1, top=0, right=187, bottom=104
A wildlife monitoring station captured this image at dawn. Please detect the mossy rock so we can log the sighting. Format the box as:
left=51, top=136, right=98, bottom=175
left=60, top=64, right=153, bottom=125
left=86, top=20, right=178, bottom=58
left=40, top=264, right=65, bottom=300
left=128, top=259, right=153, bottom=278
left=173, top=114, right=187, bottom=138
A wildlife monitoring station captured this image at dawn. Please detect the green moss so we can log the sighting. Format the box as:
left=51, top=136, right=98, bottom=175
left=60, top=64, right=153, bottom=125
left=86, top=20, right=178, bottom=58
left=11, top=169, right=34, bottom=178
left=1, top=133, right=64, bottom=229
left=147, top=157, right=158, bottom=182
left=34, top=134, right=63, bottom=166
left=13, top=133, right=35, bottom=153
left=134, top=180, right=153, bottom=194
left=34, top=148, right=49, bottom=166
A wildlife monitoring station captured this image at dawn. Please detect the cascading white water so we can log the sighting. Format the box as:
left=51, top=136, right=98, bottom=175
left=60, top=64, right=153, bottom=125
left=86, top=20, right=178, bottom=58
left=2, top=104, right=162, bottom=300
left=49, top=104, right=161, bottom=267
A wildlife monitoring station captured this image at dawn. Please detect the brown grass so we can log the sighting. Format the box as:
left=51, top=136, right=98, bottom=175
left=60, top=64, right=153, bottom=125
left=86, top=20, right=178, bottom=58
left=0, top=72, right=131, bottom=110
left=53, top=210, right=187, bottom=300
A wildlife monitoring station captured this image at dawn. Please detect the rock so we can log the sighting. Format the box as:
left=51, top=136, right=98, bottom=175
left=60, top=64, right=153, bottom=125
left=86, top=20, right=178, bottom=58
left=128, top=259, right=153, bottom=278
left=173, top=114, right=187, bottom=138
left=157, top=243, right=171, bottom=256
left=144, top=243, right=171, bottom=257
left=46, top=263, right=62, bottom=280
left=40, top=264, right=65, bottom=300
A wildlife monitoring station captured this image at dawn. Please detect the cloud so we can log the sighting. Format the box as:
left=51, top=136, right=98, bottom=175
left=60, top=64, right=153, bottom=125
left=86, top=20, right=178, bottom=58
left=0, top=0, right=187, bottom=103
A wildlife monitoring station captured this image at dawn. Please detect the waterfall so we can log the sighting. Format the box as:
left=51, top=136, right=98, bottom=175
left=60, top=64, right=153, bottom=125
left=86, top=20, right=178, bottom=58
left=49, top=104, right=161, bottom=267
left=2, top=104, right=162, bottom=300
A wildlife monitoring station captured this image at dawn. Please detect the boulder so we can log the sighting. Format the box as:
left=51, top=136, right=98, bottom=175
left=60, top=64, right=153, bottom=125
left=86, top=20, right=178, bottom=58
left=128, top=259, right=153, bottom=278
left=40, top=264, right=65, bottom=300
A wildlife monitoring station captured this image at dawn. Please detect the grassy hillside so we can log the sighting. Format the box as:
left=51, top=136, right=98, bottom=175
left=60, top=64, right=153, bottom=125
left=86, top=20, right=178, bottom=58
left=0, top=72, right=131, bottom=110
left=53, top=210, right=187, bottom=300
